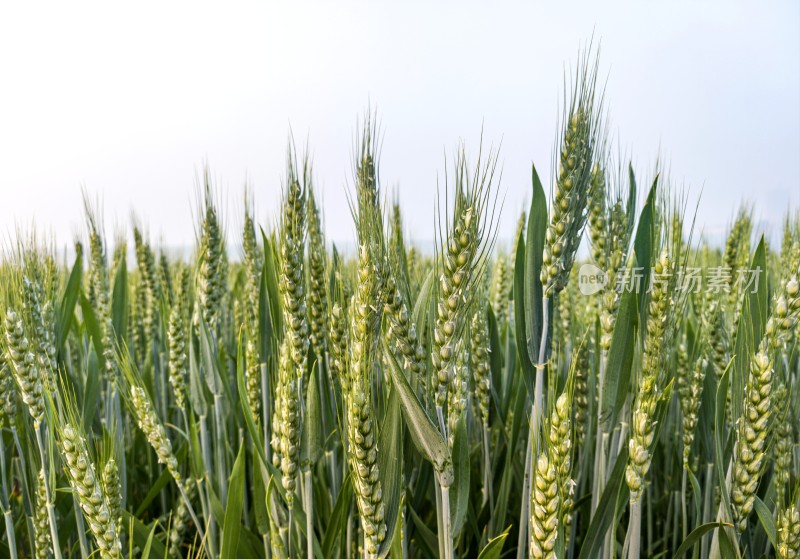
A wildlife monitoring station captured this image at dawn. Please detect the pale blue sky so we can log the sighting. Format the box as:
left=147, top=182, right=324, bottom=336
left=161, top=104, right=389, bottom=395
left=0, top=1, right=797, bottom=252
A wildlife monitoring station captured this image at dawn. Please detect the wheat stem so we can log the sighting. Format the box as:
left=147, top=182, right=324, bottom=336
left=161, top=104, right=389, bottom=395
left=0, top=431, right=17, bottom=559
left=304, top=469, right=313, bottom=559
left=35, top=425, right=62, bottom=559
left=440, top=483, right=452, bottom=559
left=627, top=497, right=642, bottom=559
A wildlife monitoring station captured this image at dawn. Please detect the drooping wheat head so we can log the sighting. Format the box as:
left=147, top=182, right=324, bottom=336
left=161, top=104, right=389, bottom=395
left=58, top=424, right=122, bottom=559
left=129, top=386, right=181, bottom=481
left=0, top=353, right=17, bottom=429
left=169, top=479, right=196, bottom=558
left=4, top=309, right=45, bottom=427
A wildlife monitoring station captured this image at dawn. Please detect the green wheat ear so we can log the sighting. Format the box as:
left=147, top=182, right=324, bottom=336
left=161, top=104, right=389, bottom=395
left=277, top=145, right=309, bottom=390
left=195, top=171, right=226, bottom=330
left=306, top=186, right=328, bottom=362
left=777, top=505, right=800, bottom=558
left=488, top=253, right=512, bottom=329
left=627, top=248, right=671, bottom=501
left=530, top=437, right=559, bottom=559
left=242, top=190, right=265, bottom=421
left=54, top=383, right=122, bottom=559
left=431, top=143, right=499, bottom=435
left=383, top=199, right=427, bottom=393
left=83, top=193, right=116, bottom=381
left=167, top=301, right=188, bottom=410
left=541, top=51, right=603, bottom=298
left=4, top=308, right=46, bottom=426
left=118, top=346, right=182, bottom=482
left=731, top=272, right=800, bottom=532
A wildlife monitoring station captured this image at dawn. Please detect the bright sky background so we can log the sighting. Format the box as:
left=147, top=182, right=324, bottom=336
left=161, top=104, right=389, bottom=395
left=1, top=1, right=798, bottom=254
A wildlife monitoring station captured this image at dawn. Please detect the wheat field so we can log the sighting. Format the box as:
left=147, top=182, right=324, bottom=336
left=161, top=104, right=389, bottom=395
left=0, top=52, right=798, bottom=559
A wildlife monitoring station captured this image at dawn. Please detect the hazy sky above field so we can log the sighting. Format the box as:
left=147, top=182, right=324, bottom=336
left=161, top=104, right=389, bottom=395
left=0, top=1, right=798, bottom=254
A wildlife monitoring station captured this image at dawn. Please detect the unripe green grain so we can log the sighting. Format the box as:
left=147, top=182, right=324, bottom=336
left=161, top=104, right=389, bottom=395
left=345, top=246, right=387, bottom=557
left=329, top=303, right=349, bottom=393
left=432, top=179, right=483, bottom=412
left=573, top=344, right=589, bottom=449
left=102, top=459, right=122, bottom=535
left=548, top=393, right=574, bottom=529
left=196, top=182, right=225, bottom=329
left=130, top=387, right=180, bottom=482
left=678, top=354, right=707, bottom=469
left=626, top=250, right=670, bottom=501
left=470, top=305, right=491, bottom=427
left=277, top=161, right=309, bottom=392
left=275, top=338, right=300, bottom=503
left=167, top=305, right=187, bottom=410
left=778, top=505, right=800, bottom=559
left=530, top=453, right=559, bottom=559
left=59, top=425, right=122, bottom=559
left=307, top=188, right=328, bottom=361
left=541, top=103, right=598, bottom=297
left=489, top=255, right=511, bottom=330
left=588, top=162, right=607, bottom=272
left=383, top=273, right=426, bottom=388
left=4, top=309, right=45, bottom=426
left=0, top=359, right=16, bottom=428
left=772, top=384, right=793, bottom=508
left=169, top=480, right=196, bottom=558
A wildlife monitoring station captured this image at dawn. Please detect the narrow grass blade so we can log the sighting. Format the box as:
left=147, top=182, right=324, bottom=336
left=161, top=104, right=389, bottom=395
left=220, top=443, right=246, bottom=559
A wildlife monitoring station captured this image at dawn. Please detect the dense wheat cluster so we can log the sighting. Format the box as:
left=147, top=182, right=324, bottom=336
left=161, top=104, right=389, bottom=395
left=0, top=50, right=798, bottom=559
